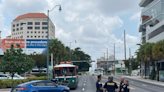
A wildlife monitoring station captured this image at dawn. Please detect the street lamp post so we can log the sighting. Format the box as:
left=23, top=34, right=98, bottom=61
left=121, top=63, right=122, bottom=75
left=21, top=23, right=27, bottom=78
left=70, top=40, right=76, bottom=62
left=47, top=5, right=61, bottom=80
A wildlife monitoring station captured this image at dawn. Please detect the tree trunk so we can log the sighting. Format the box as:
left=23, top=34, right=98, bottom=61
left=39, top=68, right=41, bottom=74
left=145, top=62, right=147, bottom=79
left=11, top=72, right=14, bottom=80
left=157, top=61, right=159, bottom=81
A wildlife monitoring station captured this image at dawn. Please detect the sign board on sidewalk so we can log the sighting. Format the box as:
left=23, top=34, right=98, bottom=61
left=159, top=71, right=164, bottom=81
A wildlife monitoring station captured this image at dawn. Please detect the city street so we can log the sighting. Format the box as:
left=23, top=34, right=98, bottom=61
left=71, top=75, right=164, bottom=92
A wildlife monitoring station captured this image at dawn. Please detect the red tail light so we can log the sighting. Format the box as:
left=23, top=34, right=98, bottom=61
left=18, top=87, right=27, bottom=90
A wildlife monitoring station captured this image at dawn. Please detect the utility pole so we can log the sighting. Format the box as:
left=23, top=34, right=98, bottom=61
left=124, top=30, right=127, bottom=74
left=114, top=43, right=116, bottom=75
left=104, top=53, right=105, bottom=75
left=107, top=48, right=108, bottom=75
left=129, top=48, right=131, bottom=76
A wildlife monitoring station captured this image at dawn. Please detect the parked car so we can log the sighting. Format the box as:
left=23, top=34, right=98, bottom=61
left=11, top=80, right=70, bottom=92
left=20, top=74, right=36, bottom=78
left=0, top=74, right=27, bottom=80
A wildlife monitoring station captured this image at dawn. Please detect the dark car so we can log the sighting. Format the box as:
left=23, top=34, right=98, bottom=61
left=11, top=80, right=70, bottom=92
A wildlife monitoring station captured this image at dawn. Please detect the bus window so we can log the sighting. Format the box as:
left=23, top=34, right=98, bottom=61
left=55, top=70, right=60, bottom=76
left=62, top=68, right=67, bottom=76
left=69, top=68, right=75, bottom=76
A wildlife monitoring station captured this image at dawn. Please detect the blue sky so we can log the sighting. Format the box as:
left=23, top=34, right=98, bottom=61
left=0, top=0, right=143, bottom=68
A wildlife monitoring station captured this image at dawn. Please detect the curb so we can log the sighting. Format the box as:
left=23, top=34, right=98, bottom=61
left=123, top=76, right=164, bottom=87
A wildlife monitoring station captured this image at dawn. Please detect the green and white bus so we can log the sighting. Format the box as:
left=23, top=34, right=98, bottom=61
left=52, top=62, right=78, bottom=89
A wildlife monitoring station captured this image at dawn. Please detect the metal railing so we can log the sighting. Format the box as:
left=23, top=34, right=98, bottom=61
left=142, top=0, right=160, bottom=13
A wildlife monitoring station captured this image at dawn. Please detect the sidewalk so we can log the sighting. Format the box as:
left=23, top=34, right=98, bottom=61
left=0, top=88, right=11, bottom=92
left=123, top=76, right=164, bottom=87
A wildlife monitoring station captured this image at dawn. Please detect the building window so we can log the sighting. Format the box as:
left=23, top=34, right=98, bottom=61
left=13, top=29, right=15, bottom=31
left=28, top=22, right=33, bottom=25
left=20, top=27, right=23, bottom=30
left=42, top=22, right=47, bottom=25
left=20, top=23, right=23, bottom=26
left=31, top=36, right=33, bottom=38
left=17, top=23, right=19, bottom=26
left=38, top=36, right=40, bottom=38
left=17, top=28, right=19, bottom=31
left=35, top=36, right=36, bottom=38
left=20, top=36, right=23, bottom=39
left=27, top=36, right=29, bottom=38
left=46, top=36, right=47, bottom=38
left=46, top=31, right=48, bottom=33
left=16, top=37, right=17, bottom=39
left=35, top=22, right=40, bottom=25
left=38, top=31, right=40, bottom=33
left=35, top=31, right=37, bottom=33
left=42, top=31, right=44, bottom=33
left=31, top=31, right=33, bottom=33
left=42, top=36, right=44, bottom=38
left=13, top=24, right=15, bottom=27
left=27, top=31, right=29, bottom=33
left=148, top=25, right=164, bottom=40
left=18, top=37, right=19, bottom=39
left=20, top=32, right=21, bottom=34
left=35, top=27, right=40, bottom=29
left=28, top=27, right=33, bottom=29
left=22, top=32, right=23, bottom=34
left=42, top=27, right=48, bottom=30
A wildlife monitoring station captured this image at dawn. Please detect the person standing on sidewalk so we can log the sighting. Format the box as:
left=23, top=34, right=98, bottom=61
left=104, top=76, right=118, bottom=92
left=117, top=77, right=124, bottom=92
left=121, top=79, right=130, bottom=92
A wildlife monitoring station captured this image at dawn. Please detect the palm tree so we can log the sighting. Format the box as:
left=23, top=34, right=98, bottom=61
left=144, top=43, right=155, bottom=79
left=49, top=39, right=64, bottom=65
left=152, top=39, right=164, bottom=81
left=135, top=43, right=147, bottom=78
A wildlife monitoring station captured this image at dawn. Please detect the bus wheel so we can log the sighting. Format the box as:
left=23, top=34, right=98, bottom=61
left=62, top=90, right=67, bottom=92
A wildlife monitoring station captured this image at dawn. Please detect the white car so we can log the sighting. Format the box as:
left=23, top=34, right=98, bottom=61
left=0, top=74, right=27, bottom=80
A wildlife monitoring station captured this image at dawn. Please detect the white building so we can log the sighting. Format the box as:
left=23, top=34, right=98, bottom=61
left=11, top=13, right=55, bottom=39
left=139, top=0, right=164, bottom=77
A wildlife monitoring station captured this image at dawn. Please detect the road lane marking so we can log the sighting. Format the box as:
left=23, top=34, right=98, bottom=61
left=84, top=84, right=85, bottom=86
left=142, top=84, right=147, bottom=86
left=82, top=88, right=85, bottom=91
left=94, top=76, right=135, bottom=90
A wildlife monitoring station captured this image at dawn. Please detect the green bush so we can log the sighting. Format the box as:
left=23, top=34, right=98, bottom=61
left=0, top=76, right=47, bottom=89
left=32, top=73, right=47, bottom=77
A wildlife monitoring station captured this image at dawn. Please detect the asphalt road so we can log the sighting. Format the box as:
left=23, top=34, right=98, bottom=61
left=71, top=75, right=164, bottom=92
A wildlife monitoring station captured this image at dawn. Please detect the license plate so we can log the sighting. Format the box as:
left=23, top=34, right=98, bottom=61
left=13, top=89, right=16, bottom=91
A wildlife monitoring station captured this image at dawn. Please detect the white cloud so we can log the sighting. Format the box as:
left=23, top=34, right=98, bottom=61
left=0, top=3, right=10, bottom=38
left=129, top=12, right=141, bottom=21
left=0, top=0, right=141, bottom=61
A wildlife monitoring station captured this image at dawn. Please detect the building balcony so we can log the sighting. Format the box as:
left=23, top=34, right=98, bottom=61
left=139, top=0, right=154, bottom=7
left=141, top=0, right=159, bottom=13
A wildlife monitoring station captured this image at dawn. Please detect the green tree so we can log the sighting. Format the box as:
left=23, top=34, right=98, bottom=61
left=71, top=47, right=91, bottom=72
left=152, top=40, right=164, bottom=81
left=0, top=44, right=35, bottom=79
left=29, top=52, right=47, bottom=74
left=49, top=39, right=66, bottom=64
left=144, top=43, right=155, bottom=80
left=124, top=57, right=139, bottom=72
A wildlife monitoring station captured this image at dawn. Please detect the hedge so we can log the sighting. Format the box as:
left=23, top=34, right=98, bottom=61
left=0, top=76, right=47, bottom=89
